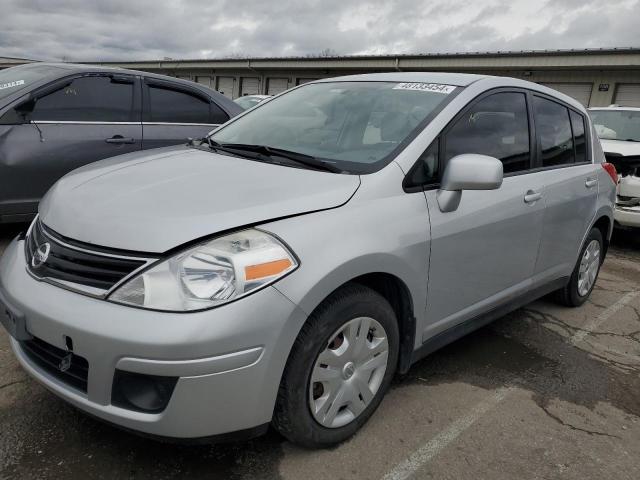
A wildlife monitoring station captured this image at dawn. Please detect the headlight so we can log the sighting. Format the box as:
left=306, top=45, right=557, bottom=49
left=108, top=229, right=297, bottom=312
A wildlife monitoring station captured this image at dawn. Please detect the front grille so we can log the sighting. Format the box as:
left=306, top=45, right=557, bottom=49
left=20, top=337, right=89, bottom=393
left=25, top=219, right=148, bottom=293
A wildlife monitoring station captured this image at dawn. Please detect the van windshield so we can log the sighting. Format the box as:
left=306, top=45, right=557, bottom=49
left=0, top=64, right=65, bottom=102
left=210, top=81, right=458, bottom=173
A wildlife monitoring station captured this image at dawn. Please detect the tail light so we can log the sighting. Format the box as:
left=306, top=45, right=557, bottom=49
left=602, top=162, right=618, bottom=185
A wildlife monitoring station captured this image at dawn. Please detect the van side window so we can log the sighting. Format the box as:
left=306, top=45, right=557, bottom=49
left=31, top=76, right=134, bottom=122
left=570, top=110, right=587, bottom=163
left=444, top=92, right=531, bottom=174
left=534, top=96, right=575, bottom=167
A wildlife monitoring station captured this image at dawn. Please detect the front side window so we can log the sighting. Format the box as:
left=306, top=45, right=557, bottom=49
left=31, top=76, right=134, bottom=122
left=148, top=85, right=211, bottom=123
left=444, top=92, right=531, bottom=174
left=211, top=81, right=457, bottom=173
left=589, top=109, right=640, bottom=142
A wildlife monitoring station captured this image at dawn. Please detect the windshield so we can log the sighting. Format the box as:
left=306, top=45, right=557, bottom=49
left=0, top=64, right=66, bottom=102
left=590, top=110, right=640, bottom=142
left=211, top=81, right=457, bottom=173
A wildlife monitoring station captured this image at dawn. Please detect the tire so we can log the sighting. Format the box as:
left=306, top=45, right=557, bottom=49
left=273, top=283, right=399, bottom=448
left=556, top=227, right=604, bottom=307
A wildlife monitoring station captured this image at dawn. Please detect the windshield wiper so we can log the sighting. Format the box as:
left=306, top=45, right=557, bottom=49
left=204, top=140, right=343, bottom=173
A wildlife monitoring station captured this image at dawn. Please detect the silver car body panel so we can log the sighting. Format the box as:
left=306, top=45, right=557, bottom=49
left=0, top=72, right=616, bottom=439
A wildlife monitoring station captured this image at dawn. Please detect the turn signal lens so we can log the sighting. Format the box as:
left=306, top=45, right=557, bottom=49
left=245, top=259, right=293, bottom=281
left=602, top=162, right=618, bottom=185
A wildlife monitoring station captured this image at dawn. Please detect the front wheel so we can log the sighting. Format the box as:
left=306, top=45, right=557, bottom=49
left=273, top=283, right=399, bottom=448
left=556, top=227, right=603, bottom=307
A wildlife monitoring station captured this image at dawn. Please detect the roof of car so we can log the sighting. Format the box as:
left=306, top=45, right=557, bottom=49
left=314, top=72, right=490, bottom=87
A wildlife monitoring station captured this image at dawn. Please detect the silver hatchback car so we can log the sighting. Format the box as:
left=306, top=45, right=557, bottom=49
left=0, top=73, right=616, bottom=448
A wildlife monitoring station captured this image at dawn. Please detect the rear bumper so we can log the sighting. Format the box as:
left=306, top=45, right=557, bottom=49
left=614, top=205, right=640, bottom=228
left=0, top=238, right=308, bottom=439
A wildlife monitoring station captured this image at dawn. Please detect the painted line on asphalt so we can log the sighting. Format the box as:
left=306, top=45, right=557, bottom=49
left=571, top=290, right=640, bottom=345
left=381, top=386, right=512, bottom=480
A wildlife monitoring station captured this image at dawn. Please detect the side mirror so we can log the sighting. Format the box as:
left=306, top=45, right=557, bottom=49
left=437, top=154, right=503, bottom=212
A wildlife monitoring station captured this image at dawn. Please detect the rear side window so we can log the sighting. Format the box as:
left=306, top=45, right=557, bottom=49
left=31, top=76, right=134, bottom=122
left=534, top=96, right=574, bottom=167
left=147, top=85, right=212, bottom=124
left=444, top=92, right=531, bottom=174
left=570, top=111, right=587, bottom=163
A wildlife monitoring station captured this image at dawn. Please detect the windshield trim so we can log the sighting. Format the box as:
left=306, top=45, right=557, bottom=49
left=209, top=80, right=463, bottom=175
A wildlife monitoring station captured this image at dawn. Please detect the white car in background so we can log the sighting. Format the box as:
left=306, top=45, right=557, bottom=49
left=589, top=106, right=640, bottom=228
left=234, top=94, right=271, bottom=110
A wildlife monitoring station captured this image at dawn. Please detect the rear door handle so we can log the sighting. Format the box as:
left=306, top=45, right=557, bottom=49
left=524, top=190, right=542, bottom=204
left=585, top=178, right=597, bottom=188
left=105, top=135, right=135, bottom=144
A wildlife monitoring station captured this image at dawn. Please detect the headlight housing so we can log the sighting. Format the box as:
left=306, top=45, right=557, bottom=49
left=108, top=229, right=297, bottom=312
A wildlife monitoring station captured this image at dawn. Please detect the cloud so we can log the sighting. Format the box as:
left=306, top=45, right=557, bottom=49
left=0, top=0, right=638, bottom=61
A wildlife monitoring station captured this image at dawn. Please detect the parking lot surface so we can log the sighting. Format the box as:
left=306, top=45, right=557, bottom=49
left=1, top=223, right=639, bottom=480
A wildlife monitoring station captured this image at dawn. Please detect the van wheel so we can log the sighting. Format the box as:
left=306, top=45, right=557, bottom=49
left=556, top=228, right=603, bottom=307
left=273, top=283, right=399, bottom=448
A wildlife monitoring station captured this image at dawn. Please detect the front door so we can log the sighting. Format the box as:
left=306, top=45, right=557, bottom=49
left=423, top=90, right=546, bottom=340
left=0, top=74, right=142, bottom=218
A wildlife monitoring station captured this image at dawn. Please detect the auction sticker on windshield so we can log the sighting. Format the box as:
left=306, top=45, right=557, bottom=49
left=0, top=80, right=25, bottom=90
left=393, top=82, right=456, bottom=94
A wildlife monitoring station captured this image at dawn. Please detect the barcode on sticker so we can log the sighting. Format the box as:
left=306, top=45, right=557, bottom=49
left=0, top=80, right=25, bottom=90
left=393, top=83, right=456, bottom=94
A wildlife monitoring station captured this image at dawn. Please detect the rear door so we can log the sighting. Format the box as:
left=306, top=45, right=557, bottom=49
left=142, top=79, right=229, bottom=149
left=0, top=73, right=141, bottom=218
left=422, top=90, right=547, bottom=339
left=530, top=95, right=599, bottom=283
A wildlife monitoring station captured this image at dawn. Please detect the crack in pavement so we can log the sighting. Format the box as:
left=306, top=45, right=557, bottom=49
left=539, top=404, right=621, bottom=439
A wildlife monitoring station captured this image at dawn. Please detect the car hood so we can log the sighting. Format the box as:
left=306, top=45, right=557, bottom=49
left=39, top=146, right=360, bottom=253
left=600, top=139, right=640, bottom=156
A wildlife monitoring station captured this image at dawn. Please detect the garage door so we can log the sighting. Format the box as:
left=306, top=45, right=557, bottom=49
left=266, top=78, right=289, bottom=95
left=195, top=76, right=211, bottom=87
left=614, top=84, right=640, bottom=107
left=216, top=77, right=235, bottom=98
left=541, top=83, right=593, bottom=106
left=240, top=77, right=260, bottom=96
left=297, top=78, right=319, bottom=86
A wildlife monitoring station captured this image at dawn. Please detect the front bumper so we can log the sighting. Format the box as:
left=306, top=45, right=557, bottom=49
left=614, top=205, right=640, bottom=228
left=0, top=238, right=307, bottom=439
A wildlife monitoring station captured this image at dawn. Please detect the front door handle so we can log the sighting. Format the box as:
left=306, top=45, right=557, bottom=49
left=585, top=178, right=597, bottom=188
left=524, top=190, right=542, bottom=204
left=105, top=135, right=135, bottom=145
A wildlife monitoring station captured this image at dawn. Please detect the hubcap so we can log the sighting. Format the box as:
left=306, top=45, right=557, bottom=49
left=309, top=317, right=389, bottom=429
left=578, top=239, right=601, bottom=297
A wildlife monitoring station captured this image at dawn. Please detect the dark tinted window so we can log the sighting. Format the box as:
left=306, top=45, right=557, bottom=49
left=210, top=102, right=229, bottom=124
left=31, top=76, right=134, bottom=122
left=534, top=96, right=574, bottom=167
left=444, top=92, right=531, bottom=174
left=148, top=86, right=211, bottom=123
left=406, top=139, right=439, bottom=187
left=570, top=110, right=587, bottom=163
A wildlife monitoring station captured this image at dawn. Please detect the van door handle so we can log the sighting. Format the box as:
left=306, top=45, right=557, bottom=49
left=105, top=135, right=135, bottom=144
left=524, top=190, right=542, bottom=204
left=585, top=178, right=597, bottom=188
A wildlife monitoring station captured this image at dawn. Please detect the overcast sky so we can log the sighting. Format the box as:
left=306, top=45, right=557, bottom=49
left=1, top=0, right=639, bottom=61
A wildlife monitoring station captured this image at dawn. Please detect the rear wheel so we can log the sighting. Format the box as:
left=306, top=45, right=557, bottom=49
left=273, top=283, right=399, bottom=448
left=556, top=228, right=603, bottom=307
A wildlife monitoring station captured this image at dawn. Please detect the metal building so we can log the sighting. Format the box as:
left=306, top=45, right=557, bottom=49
left=2, top=48, right=640, bottom=107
